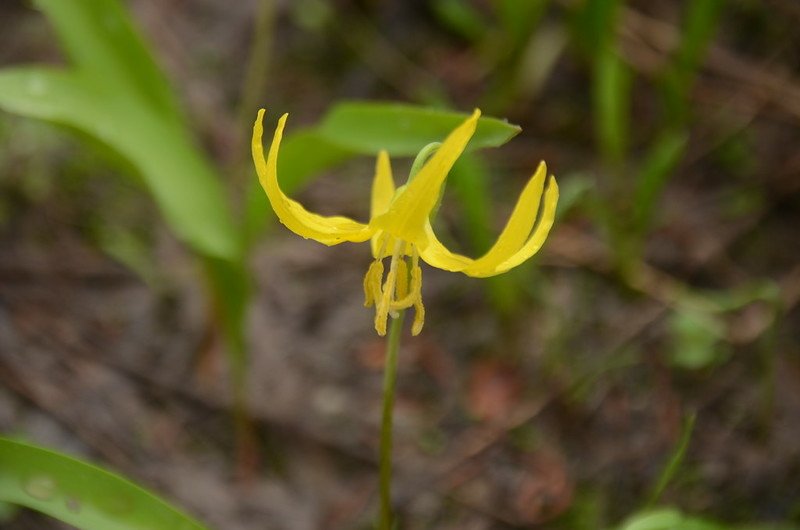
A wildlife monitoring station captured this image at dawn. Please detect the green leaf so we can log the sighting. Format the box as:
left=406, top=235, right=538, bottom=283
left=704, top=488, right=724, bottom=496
left=617, top=509, right=719, bottom=530
left=317, top=102, right=521, bottom=156
left=617, top=508, right=799, bottom=530
left=669, top=307, right=727, bottom=370
left=33, top=0, right=181, bottom=122
left=0, top=437, right=209, bottom=530
left=0, top=67, right=239, bottom=260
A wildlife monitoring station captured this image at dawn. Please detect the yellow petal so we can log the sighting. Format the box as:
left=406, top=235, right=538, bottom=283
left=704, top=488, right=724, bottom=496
left=370, top=109, right=480, bottom=247
left=488, top=176, right=558, bottom=274
left=460, top=161, right=547, bottom=273
left=252, top=109, right=373, bottom=245
left=370, top=151, right=395, bottom=257
left=371, top=150, right=395, bottom=217
left=417, top=221, right=473, bottom=272
left=418, top=170, right=559, bottom=278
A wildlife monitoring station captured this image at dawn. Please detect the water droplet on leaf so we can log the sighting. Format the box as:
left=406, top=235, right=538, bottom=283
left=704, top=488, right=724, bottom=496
left=23, top=475, right=57, bottom=501
left=65, top=496, right=81, bottom=513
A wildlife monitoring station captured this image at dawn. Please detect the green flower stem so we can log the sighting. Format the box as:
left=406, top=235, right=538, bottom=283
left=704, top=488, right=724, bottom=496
left=379, top=310, right=405, bottom=530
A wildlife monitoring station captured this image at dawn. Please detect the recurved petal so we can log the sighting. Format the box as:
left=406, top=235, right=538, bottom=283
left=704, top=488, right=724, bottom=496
left=417, top=220, right=473, bottom=272
left=252, top=109, right=373, bottom=245
left=464, top=175, right=559, bottom=277
left=460, top=161, right=547, bottom=273
left=371, top=109, right=480, bottom=247
left=418, top=173, right=559, bottom=278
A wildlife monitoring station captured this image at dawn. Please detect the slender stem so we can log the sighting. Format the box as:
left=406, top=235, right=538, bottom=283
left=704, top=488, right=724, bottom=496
left=379, top=311, right=405, bottom=530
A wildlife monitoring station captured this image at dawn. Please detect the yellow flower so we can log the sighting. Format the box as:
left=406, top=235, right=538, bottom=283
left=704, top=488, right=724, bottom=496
left=252, top=108, right=559, bottom=336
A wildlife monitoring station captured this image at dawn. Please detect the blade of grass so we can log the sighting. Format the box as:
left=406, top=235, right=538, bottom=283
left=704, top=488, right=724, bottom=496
left=662, top=0, right=725, bottom=125
left=646, top=413, right=696, bottom=507
left=632, top=129, right=688, bottom=235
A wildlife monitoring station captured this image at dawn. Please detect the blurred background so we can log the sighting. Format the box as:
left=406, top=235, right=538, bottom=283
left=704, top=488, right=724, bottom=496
left=1, top=0, right=799, bottom=529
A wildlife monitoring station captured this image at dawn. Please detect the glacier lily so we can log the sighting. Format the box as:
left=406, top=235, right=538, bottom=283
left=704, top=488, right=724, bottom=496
left=252, top=108, right=558, bottom=336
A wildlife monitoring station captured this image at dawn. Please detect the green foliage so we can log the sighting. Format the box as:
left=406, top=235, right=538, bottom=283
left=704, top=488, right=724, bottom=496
left=617, top=508, right=799, bottom=530
left=0, top=67, right=239, bottom=259
left=577, top=0, right=722, bottom=270
left=0, top=0, right=238, bottom=260
left=662, top=0, right=726, bottom=126
left=431, top=0, right=486, bottom=42
left=0, top=437, right=209, bottom=530
left=316, top=102, right=521, bottom=156
left=647, top=414, right=696, bottom=506
left=595, top=46, right=632, bottom=167
left=669, top=308, right=728, bottom=370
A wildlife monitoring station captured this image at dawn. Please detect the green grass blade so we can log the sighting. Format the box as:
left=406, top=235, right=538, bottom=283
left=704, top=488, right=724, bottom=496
left=662, top=0, right=725, bottom=125
left=496, top=0, right=548, bottom=49
left=449, top=154, right=520, bottom=314
left=594, top=45, right=630, bottom=167
left=576, top=0, right=619, bottom=52
left=33, top=0, right=182, bottom=122
left=632, top=130, right=687, bottom=233
left=0, top=437, right=210, bottom=530
left=317, top=102, right=521, bottom=155
left=646, top=413, right=696, bottom=506
left=0, top=67, right=239, bottom=259
left=431, top=0, right=487, bottom=41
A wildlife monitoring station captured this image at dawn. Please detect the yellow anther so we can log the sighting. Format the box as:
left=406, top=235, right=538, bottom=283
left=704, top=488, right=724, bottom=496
left=395, top=259, right=409, bottom=300
left=363, top=259, right=384, bottom=308
left=410, top=253, right=425, bottom=335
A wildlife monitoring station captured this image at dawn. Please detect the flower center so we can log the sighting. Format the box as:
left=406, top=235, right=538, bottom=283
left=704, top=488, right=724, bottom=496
left=363, top=235, right=425, bottom=336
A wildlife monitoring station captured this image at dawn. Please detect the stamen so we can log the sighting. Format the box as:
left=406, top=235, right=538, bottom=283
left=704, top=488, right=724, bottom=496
left=374, top=240, right=405, bottom=336
left=366, top=240, right=426, bottom=336
left=410, top=250, right=425, bottom=335
left=363, top=259, right=384, bottom=308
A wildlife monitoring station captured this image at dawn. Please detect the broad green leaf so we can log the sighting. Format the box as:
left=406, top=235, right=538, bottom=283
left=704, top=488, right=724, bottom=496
left=617, top=508, right=798, bottom=530
left=317, top=102, right=521, bottom=156
left=618, top=509, right=719, bottom=530
left=0, top=437, right=209, bottom=530
left=33, top=0, right=181, bottom=123
left=0, top=67, right=239, bottom=260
